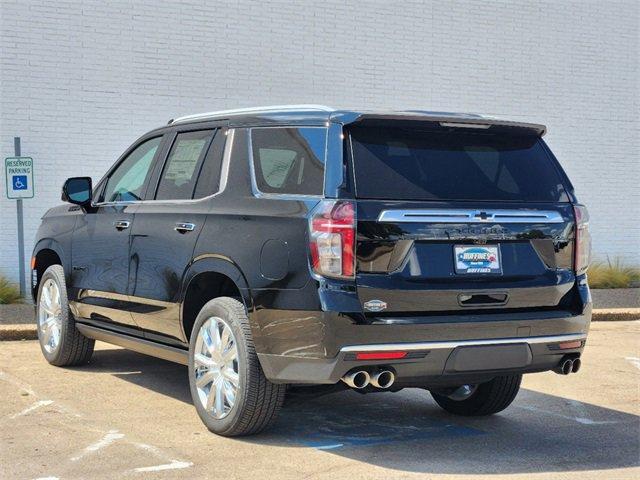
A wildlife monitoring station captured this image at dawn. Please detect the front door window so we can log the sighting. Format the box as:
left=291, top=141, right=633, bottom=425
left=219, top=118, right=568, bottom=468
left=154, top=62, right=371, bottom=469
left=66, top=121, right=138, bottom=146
left=102, top=137, right=162, bottom=202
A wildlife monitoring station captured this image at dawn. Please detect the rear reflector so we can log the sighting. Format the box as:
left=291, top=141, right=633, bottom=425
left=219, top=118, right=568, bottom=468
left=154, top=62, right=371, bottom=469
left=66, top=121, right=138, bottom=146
left=557, top=340, right=583, bottom=350
left=355, top=351, right=407, bottom=360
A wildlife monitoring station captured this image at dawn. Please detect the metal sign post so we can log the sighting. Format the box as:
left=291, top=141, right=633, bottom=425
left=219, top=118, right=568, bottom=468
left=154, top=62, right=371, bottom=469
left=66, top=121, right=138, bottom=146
left=4, top=137, right=34, bottom=297
left=15, top=138, right=25, bottom=297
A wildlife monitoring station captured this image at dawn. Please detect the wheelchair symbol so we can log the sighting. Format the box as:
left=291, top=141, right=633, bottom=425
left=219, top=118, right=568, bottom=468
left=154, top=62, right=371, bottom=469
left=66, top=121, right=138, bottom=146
left=13, top=175, right=27, bottom=190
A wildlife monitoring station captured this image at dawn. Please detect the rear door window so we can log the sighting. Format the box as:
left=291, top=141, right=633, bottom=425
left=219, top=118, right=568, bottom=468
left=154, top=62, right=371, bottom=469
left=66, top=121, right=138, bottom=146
left=349, top=126, right=569, bottom=202
left=193, top=129, right=226, bottom=199
left=251, top=127, right=327, bottom=196
left=155, top=130, right=214, bottom=200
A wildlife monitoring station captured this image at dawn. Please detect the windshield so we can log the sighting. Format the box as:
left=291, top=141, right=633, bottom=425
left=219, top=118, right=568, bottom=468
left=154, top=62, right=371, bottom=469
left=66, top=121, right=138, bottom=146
left=349, top=126, right=569, bottom=202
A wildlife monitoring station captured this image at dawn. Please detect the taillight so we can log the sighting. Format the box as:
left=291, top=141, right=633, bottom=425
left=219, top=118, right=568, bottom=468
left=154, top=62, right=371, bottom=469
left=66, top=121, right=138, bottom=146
left=574, top=205, right=591, bottom=275
left=309, top=200, right=356, bottom=279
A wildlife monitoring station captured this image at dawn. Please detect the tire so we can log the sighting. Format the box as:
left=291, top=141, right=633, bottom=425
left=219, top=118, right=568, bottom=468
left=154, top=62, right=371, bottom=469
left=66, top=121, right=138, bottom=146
left=188, top=297, right=285, bottom=436
left=36, top=264, right=94, bottom=366
left=431, top=374, right=522, bottom=416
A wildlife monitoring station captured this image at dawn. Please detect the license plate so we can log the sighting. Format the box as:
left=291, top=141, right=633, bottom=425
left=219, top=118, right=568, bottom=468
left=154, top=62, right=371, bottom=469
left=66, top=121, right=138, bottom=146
left=454, top=245, right=502, bottom=274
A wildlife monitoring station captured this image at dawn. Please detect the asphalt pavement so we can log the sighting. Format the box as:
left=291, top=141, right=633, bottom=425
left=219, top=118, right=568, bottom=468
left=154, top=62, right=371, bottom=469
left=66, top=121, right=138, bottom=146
left=1, top=321, right=638, bottom=480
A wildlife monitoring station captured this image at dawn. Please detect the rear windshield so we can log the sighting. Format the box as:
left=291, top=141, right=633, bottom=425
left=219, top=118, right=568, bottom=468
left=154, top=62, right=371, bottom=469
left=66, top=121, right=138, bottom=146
left=349, top=126, right=569, bottom=202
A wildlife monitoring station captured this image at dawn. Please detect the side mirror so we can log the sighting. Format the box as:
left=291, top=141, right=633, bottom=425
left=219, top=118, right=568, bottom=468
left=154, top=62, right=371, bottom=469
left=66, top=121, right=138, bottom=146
left=62, top=177, right=92, bottom=206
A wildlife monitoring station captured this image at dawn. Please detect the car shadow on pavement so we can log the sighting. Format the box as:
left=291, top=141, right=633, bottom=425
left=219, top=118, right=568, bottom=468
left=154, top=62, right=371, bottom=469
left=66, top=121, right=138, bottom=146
left=86, top=347, right=640, bottom=475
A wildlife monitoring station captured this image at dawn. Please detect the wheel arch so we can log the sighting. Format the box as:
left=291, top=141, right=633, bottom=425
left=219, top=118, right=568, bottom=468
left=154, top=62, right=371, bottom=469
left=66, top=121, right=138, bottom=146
left=180, top=254, right=254, bottom=342
left=32, top=239, right=67, bottom=302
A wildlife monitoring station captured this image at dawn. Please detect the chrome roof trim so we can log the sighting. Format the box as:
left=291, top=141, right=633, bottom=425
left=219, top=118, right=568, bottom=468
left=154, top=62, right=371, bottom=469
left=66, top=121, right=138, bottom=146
left=172, top=104, right=335, bottom=124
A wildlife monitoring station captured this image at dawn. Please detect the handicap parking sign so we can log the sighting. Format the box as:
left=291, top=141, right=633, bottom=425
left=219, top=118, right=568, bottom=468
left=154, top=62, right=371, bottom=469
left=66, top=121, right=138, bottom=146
left=13, top=175, right=27, bottom=190
left=5, top=157, right=34, bottom=199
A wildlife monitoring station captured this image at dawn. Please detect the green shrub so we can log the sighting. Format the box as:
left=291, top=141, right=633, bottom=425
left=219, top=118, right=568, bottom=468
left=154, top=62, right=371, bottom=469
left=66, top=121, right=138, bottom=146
left=0, top=275, right=23, bottom=304
left=588, top=259, right=640, bottom=289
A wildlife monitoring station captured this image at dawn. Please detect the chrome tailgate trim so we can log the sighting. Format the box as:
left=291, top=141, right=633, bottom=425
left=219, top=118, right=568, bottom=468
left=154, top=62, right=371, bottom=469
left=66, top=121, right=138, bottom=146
left=340, top=333, right=586, bottom=352
left=377, top=209, right=565, bottom=224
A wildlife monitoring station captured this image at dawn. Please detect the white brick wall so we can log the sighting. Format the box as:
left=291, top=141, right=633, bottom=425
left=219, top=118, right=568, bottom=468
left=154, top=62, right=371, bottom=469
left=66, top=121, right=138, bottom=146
left=1, top=0, right=638, bottom=285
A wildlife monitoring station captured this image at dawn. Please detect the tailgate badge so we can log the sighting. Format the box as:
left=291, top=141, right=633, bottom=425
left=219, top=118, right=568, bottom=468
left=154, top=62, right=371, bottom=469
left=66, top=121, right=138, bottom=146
left=364, top=299, right=387, bottom=312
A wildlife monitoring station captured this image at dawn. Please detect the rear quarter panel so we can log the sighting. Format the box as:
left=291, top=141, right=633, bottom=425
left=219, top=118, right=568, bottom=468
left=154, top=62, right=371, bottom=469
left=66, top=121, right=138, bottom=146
left=192, top=128, right=317, bottom=293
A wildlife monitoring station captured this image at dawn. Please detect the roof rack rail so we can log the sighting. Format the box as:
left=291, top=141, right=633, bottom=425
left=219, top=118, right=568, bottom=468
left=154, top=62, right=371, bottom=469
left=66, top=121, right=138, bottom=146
left=170, top=104, right=335, bottom=125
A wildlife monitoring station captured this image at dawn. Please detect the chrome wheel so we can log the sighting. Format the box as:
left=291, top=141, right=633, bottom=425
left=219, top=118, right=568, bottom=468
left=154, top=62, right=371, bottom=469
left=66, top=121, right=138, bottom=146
left=38, top=278, right=62, bottom=353
left=193, top=316, right=240, bottom=419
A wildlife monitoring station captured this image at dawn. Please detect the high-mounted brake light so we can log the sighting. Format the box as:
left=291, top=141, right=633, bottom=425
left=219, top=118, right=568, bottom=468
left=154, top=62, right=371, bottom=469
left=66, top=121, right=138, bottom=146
left=309, top=200, right=356, bottom=278
left=573, top=205, right=591, bottom=275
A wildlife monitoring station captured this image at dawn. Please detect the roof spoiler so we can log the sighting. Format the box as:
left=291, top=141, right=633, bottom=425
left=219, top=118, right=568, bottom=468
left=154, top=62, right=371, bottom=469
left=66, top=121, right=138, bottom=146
left=339, top=112, right=547, bottom=136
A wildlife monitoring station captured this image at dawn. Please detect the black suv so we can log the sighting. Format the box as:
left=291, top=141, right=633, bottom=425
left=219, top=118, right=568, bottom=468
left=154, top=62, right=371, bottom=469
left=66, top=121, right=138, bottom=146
left=32, top=105, right=592, bottom=436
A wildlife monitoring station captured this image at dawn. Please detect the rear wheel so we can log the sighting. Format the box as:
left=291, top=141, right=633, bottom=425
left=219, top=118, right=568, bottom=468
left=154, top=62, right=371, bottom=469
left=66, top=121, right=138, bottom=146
left=431, top=374, right=522, bottom=416
left=36, top=265, right=94, bottom=366
left=188, top=297, right=285, bottom=436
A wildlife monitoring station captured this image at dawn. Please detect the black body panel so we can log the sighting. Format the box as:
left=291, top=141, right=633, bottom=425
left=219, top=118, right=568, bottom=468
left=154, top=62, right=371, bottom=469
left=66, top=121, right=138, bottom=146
left=355, top=200, right=576, bottom=313
left=70, top=204, right=139, bottom=329
left=129, top=201, right=206, bottom=341
left=31, top=107, right=592, bottom=387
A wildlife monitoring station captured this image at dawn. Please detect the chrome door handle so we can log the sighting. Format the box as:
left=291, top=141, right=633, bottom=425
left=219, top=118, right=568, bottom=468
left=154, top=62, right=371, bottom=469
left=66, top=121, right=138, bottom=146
left=114, top=220, right=130, bottom=231
left=175, top=222, right=196, bottom=233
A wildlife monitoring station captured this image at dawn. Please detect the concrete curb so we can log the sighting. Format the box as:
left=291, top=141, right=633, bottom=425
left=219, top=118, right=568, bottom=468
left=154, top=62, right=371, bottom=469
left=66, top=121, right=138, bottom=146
left=0, top=303, right=34, bottom=324
left=0, top=324, right=38, bottom=341
left=1, top=309, right=639, bottom=341
left=591, top=308, right=640, bottom=322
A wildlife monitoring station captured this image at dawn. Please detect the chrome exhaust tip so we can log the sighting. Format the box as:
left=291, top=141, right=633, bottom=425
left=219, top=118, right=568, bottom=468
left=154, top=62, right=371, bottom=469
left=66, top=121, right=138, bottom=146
left=571, top=358, right=582, bottom=373
left=370, top=370, right=395, bottom=389
left=559, top=358, right=573, bottom=375
left=342, top=370, right=370, bottom=389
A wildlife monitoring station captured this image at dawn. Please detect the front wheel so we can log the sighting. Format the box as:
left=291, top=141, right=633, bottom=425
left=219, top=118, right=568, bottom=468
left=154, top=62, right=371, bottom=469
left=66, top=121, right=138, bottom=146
left=431, top=374, right=522, bottom=416
left=187, top=297, right=285, bottom=436
left=36, top=264, right=94, bottom=366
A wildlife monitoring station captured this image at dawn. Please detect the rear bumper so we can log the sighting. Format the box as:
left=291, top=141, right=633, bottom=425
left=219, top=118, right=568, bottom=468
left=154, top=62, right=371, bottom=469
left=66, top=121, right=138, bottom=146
left=257, top=307, right=591, bottom=385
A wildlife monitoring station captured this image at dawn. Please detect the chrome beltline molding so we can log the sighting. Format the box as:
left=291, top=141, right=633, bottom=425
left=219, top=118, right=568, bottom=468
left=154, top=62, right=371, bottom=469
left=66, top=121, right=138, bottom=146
left=340, top=333, right=587, bottom=352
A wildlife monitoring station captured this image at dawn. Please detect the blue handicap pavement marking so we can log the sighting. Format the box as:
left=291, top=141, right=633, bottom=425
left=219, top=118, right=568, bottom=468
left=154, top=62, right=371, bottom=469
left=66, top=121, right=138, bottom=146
left=300, top=421, right=482, bottom=450
left=13, top=175, right=28, bottom=190
left=274, top=404, right=485, bottom=450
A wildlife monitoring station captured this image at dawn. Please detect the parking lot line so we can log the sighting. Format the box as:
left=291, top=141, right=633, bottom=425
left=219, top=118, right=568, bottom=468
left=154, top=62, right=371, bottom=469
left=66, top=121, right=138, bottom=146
left=625, top=356, right=640, bottom=370
left=70, top=430, right=125, bottom=462
left=132, top=460, right=194, bottom=473
left=9, top=399, right=53, bottom=419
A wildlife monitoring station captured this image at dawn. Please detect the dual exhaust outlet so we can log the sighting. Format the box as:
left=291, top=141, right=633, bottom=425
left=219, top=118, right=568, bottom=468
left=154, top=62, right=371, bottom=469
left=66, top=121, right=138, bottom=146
left=554, top=356, right=582, bottom=375
left=342, top=369, right=395, bottom=389
left=344, top=356, right=582, bottom=387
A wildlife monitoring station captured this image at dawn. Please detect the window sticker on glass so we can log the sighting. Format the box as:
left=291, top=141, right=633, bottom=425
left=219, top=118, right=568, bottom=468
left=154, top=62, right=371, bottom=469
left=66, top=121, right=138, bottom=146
left=258, top=148, right=297, bottom=188
left=156, top=130, right=214, bottom=200
left=164, top=138, right=208, bottom=186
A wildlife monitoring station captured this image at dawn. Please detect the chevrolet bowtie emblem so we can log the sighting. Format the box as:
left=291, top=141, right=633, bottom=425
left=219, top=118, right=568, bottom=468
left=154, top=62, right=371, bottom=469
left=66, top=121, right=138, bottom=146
left=474, top=211, right=492, bottom=221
